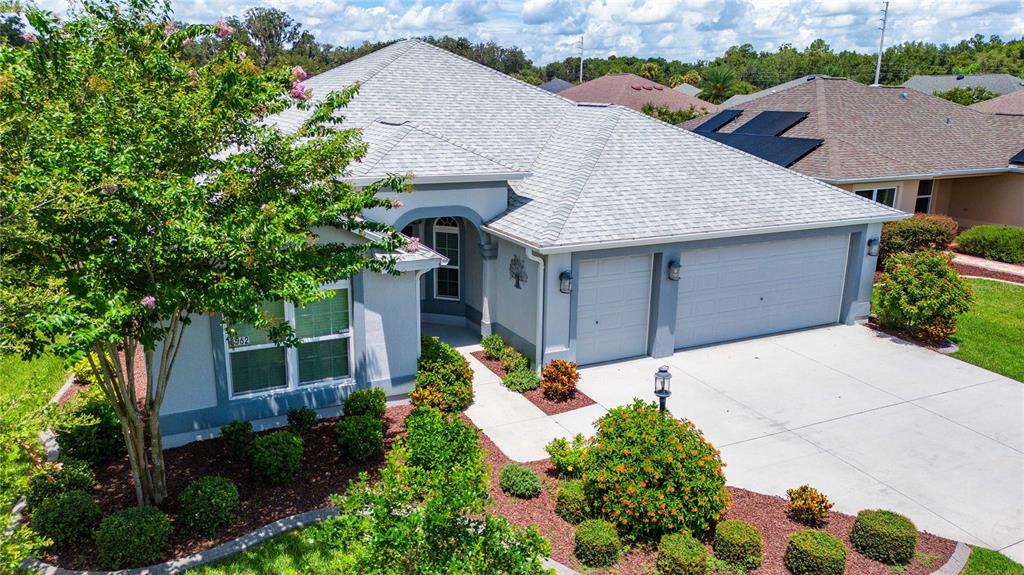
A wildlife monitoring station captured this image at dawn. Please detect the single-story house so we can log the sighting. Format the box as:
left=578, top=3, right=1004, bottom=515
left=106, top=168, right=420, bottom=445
left=903, top=73, right=1024, bottom=97
left=157, top=40, right=903, bottom=446
left=539, top=77, right=574, bottom=93
left=682, top=77, right=1024, bottom=228
left=560, top=73, right=718, bottom=115
left=970, top=90, right=1024, bottom=115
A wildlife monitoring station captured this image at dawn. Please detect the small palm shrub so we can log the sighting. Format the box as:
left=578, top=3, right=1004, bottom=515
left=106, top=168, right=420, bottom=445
left=343, top=387, right=387, bottom=419
left=31, top=490, right=101, bottom=546
left=583, top=400, right=729, bottom=540
left=501, top=346, right=529, bottom=373
left=850, top=509, right=917, bottom=565
left=287, top=406, right=318, bottom=436
left=25, top=458, right=94, bottom=510
left=876, top=251, right=972, bottom=342
left=249, top=431, right=303, bottom=484
left=957, top=225, right=1024, bottom=263
left=481, top=333, right=505, bottom=360
left=574, top=519, right=621, bottom=567
left=54, top=386, right=125, bottom=466
left=95, top=506, right=173, bottom=569
left=178, top=476, right=240, bottom=537
left=713, top=519, right=763, bottom=569
left=411, top=336, right=474, bottom=412
left=503, top=368, right=540, bottom=392
left=784, top=530, right=847, bottom=575
left=545, top=434, right=588, bottom=478
left=555, top=480, right=589, bottom=524
left=499, top=464, right=541, bottom=499
left=334, top=415, right=383, bottom=464
left=657, top=531, right=709, bottom=575
left=541, top=359, right=579, bottom=401
left=404, top=406, right=483, bottom=473
left=787, top=485, right=833, bottom=526
left=220, top=420, right=253, bottom=459
left=880, top=213, right=958, bottom=264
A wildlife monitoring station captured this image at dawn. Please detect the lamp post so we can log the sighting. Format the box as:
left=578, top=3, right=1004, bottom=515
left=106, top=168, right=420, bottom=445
left=654, top=365, right=672, bottom=413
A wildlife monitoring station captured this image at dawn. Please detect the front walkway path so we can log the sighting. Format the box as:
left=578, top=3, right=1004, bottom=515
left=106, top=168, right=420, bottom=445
left=953, top=252, right=1024, bottom=281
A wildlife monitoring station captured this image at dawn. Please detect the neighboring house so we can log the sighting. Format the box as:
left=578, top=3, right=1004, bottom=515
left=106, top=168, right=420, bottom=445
left=903, top=74, right=1024, bottom=97
left=157, top=40, right=902, bottom=446
left=682, top=77, right=1024, bottom=228
left=560, top=73, right=718, bottom=114
left=539, top=77, right=574, bottom=93
left=672, top=82, right=701, bottom=97
left=970, top=89, right=1024, bottom=115
left=720, top=75, right=825, bottom=107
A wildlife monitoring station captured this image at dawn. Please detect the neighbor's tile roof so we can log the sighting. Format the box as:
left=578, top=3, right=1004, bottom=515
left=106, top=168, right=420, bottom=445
left=539, top=78, right=574, bottom=93
left=970, top=90, right=1024, bottom=115
left=683, top=77, right=1024, bottom=181
left=559, top=73, right=718, bottom=114
left=268, top=40, right=902, bottom=250
left=904, top=74, right=1024, bottom=96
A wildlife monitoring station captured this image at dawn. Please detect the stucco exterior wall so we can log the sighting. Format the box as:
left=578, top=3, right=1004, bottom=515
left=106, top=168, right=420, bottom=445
left=489, top=237, right=538, bottom=359
left=942, top=173, right=1024, bottom=227
left=158, top=314, right=219, bottom=416
left=835, top=180, right=919, bottom=214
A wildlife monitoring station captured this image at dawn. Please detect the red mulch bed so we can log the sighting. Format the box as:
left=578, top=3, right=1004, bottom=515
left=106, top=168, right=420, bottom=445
left=40, top=404, right=414, bottom=570
left=953, top=261, right=1024, bottom=284
left=470, top=351, right=596, bottom=416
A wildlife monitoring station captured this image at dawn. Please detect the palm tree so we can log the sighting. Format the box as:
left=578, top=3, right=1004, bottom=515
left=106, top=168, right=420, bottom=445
left=698, top=66, right=738, bottom=104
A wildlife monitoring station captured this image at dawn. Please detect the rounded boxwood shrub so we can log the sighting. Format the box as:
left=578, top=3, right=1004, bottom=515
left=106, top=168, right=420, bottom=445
left=220, top=420, right=253, bottom=460
left=499, top=464, right=541, bottom=499
left=657, top=531, right=709, bottom=575
left=54, top=387, right=125, bottom=466
left=286, top=406, right=318, bottom=436
left=334, top=414, right=383, bottom=464
left=850, top=509, right=917, bottom=565
left=957, top=225, right=1024, bottom=264
left=713, top=519, right=762, bottom=569
left=545, top=434, right=588, bottom=479
left=178, top=476, right=240, bottom=537
left=403, top=406, right=483, bottom=473
left=249, top=431, right=303, bottom=484
left=31, top=490, right=101, bottom=546
left=787, top=484, right=833, bottom=526
left=410, top=337, right=474, bottom=412
left=784, top=530, right=847, bottom=575
left=876, top=251, right=972, bottom=342
left=25, top=458, right=94, bottom=510
left=481, top=333, right=505, bottom=360
left=541, top=359, right=579, bottom=401
left=95, top=506, right=173, bottom=569
left=574, top=519, right=621, bottom=567
left=555, top=480, right=590, bottom=524
left=503, top=368, right=540, bottom=392
left=879, top=213, right=958, bottom=264
left=583, top=399, right=729, bottom=541
left=343, top=387, right=387, bottom=419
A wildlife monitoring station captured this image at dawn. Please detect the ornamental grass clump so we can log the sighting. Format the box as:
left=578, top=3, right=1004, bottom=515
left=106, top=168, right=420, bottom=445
left=787, top=485, right=833, bottom=526
left=541, top=359, right=580, bottom=401
left=850, top=509, right=918, bottom=565
left=411, top=337, right=474, bottom=412
left=656, top=531, right=709, bottom=575
left=876, top=251, right=972, bottom=342
left=574, top=519, right=622, bottom=567
left=582, top=400, right=729, bottom=541
left=713, top=519, right=763, bottom=569
left=784, top=530, right=847, bottom=575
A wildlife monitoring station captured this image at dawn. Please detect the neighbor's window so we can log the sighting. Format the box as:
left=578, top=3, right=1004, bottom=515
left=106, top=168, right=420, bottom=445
left=855, top=186, right=897, bottom=207
left=433, top=217, right=460, bottom=300
left=915, top=180, right=933, bottom=213
left=226, top=283, right=352, bottom=397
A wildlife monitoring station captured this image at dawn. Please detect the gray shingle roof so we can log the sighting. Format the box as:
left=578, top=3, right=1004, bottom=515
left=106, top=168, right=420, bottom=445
left=268, top=40, right=902, bottom=251
left=539, top=78, right=574, bottom=93
left=721, top=75, right=822, bottom=107
left=673, top=82, right=701, bottom=97
left=904, top=74, right=1024, bottom=96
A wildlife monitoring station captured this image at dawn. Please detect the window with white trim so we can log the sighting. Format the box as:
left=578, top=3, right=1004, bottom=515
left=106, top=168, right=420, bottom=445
left=855, top=186, right=897, bottom=207
left=433, top=217, right=460, bottom=300
left=225, top=283, right=352, bottom=397
left=915, top=180, right=933, bottom=213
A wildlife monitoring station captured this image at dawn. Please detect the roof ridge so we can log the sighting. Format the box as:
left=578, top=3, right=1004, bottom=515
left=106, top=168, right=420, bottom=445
left=353, top=120, right=413, bottom=176
left=352, top=40, right=417, bottom=86
left=403, top=120, right=524, bottom=172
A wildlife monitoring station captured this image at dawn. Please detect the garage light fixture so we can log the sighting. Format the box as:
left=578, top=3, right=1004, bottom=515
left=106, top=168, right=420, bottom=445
left=654, top=365, right=672, bottom=413
left=867, top=238, right=880, bottom=257
left=667, top=260, right=681, bottom=281
left=559, top=271, right=573, bottom=294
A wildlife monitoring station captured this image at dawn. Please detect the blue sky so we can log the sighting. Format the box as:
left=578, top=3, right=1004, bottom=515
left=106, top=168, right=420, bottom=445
left=32, top=0, right=1024, bottom=65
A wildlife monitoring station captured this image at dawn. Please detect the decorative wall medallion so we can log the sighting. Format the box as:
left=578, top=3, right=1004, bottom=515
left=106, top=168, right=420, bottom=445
left=509, top=254, right=528, bottom=289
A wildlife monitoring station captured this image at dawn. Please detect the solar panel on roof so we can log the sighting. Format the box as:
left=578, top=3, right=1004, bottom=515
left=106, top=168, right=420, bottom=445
left=1011, top=148, right=1024, bottom=165
left=694, top=109, right=743, bottom=133
left=700, top=132, right=823, bottom=167
left=734, top=111, right=809, bottom=136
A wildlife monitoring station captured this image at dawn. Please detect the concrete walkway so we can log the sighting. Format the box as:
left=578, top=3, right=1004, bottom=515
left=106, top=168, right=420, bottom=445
left=446, top=323, right=1024, bottom=562
left=953, top=252, right=1024, bottom=281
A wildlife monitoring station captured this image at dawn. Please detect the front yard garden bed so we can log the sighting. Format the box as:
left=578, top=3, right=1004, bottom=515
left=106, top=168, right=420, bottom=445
left=470, top=350, right=596, bottom=415
left=952, top=260, right=1024, bottom=285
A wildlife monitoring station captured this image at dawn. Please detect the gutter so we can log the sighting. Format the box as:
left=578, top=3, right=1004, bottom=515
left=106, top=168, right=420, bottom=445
left=348, top=171, right=529, bottom=187
left=821, top=166, right=1024, bottom=185
left=524, top=250, right=545, bottom=371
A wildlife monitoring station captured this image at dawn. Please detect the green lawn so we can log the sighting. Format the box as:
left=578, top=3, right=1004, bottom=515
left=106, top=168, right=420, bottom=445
left=187, top=529, right=348, bottom=575
left=951, top=279, right=1024, bottom=382
left=962, top=547, right=1024, bottom=575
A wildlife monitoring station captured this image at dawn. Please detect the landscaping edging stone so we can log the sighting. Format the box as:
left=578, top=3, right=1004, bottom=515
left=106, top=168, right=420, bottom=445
left=932, top=542, right=972, bottom=575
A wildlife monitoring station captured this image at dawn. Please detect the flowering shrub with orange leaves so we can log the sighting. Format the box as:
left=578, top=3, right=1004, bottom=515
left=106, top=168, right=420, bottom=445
left=541, top=359, right=580, bottom=400
left=582, top=399, right=729, bottom=541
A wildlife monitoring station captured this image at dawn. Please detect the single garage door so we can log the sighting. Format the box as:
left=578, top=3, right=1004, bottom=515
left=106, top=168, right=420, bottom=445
left=576, top=255, right=652, bottom=365
left=676, top=234, right=849, bottom=349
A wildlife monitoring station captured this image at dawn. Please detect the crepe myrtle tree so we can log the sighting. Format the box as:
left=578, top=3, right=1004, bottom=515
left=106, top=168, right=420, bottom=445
left=0, top=0, right=410, bottom=506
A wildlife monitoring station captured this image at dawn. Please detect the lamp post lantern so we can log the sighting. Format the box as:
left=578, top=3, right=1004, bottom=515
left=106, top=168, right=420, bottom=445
left=654, top=365, right=672, bottom=412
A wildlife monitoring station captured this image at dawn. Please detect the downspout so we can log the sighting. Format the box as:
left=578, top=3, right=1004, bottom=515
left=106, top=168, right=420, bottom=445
left=525, top=250, right=545, bottom=371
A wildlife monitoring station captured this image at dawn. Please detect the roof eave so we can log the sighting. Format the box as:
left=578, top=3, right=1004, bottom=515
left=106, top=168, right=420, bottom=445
left=821, top=166, right=1024, bottom=185
left=348, top=172, right=529, bottom=187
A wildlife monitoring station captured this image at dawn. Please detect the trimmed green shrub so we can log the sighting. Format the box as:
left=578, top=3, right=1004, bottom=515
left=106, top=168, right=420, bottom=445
left=95, top=506, right=172, bottom=569
left=481, top=333, right=505, bottom=360
left=545, top=433, right=588, bottom=479
left=574, top=519, right=621, bottom=568
left=503, top=368, right=540, bottom=392
left=411, top=336, right=474, bottom=412
left=784, top=530, right=847, bottom=575
left=880, top=213, right=958, bottom=264
left=31, top=490, right=101, bottom=546
left=541, top=359, right=579, bottom=400
left=584, top=400, right=729, bottom=540
left=286, top=406, right=318, bottom=436
left=343, top=387, right=387, bottom=419
left=850, top=509, right=917, bottom=565
left=178, top=476, right=240, bottom=537
left=957, top=225, right=1024, bottom=263
left=499, top=464, right=541, bottom=499
left=403, top=406, right=482, bottom=473
left=876, top=251, right=973, bottom=342
left=713, top=519, right=762, bottom=569
left=54, top=387, right=125, bottom=466
left=555, top=480, right=590, bottom=524
left=657, top=531, right=709, bottom=575
left=249, top=431, right=303, bottom=484
left=333, top=414, right=383, bottom=464
left=787, top=485, right=833, bottom=526
left=220, top=420, right=253, bottom=459
left=501, top=346, right=529, bottom=373
left=25, top=458, right=94, bottom=510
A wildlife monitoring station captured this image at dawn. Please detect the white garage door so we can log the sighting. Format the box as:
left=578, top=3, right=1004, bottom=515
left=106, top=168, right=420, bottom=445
left=676, top=234, right=849, bottom=349
left=576, top=255, right=652, bottom=365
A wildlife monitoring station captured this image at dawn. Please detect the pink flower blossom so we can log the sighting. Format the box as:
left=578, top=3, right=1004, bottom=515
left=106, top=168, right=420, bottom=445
left=289, top=80, right=311, bottom=101
left=389, top=198, right=404, bottom=209
left=214, top=18, right=234, bottom=39
left=141, top=295, right=156, bottom=309
left=181, top=37, right=193, bottom=47
left=238, top=51, right=246, bottom=61
left=291, top=66, right=308, bottom=81
left=20, top=31, right=36, bottom=43
left=163, top=19, right=176, bottom=36
left=403, top=237, right=420, bottom=253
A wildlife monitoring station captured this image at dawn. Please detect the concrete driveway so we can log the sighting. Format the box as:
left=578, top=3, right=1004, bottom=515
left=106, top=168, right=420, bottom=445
left=460, top=324, right=1024, bottom=560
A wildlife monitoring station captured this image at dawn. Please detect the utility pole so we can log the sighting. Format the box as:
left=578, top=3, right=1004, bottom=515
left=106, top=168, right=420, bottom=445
left=578, top=34, right=584, bottom=82
left=873, top=1, right=889, bottom=86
